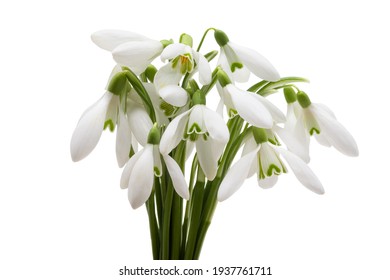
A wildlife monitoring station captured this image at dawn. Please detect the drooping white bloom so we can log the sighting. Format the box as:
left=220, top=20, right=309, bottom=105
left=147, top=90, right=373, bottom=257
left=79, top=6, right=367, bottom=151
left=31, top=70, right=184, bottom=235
left=160, top=105, right=229, bottom=180
left=218, top=83, right=285, bottom=128
left=116, top=100, right=153, bottom=167
left=70, top=91, right=119, bottom=162
left=218, top=135, right=324, bottom=202
left=154, top=43, right=212, bottom=107
left=276, top=97, right=359, bottom=162
left=120, top=143, right=189, bottom=209
left=71, top=66, right=152, bottom=165
left=214, top=30, right=280, bottom=83
left=91, top=29, right=164, bottom=75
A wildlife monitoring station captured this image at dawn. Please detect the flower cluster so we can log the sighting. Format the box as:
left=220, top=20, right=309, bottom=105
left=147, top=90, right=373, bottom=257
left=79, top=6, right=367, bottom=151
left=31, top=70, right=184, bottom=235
left=71, top=28, right=358, bottom=259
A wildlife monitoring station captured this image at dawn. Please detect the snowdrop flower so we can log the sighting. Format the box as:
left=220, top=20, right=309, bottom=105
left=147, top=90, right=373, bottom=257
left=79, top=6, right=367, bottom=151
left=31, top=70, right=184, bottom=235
left=276, top=89, right=359, bottom=162
left=217, top=70, right=285, bottom=128
left=160, top=91, right=229, bottom=180
left=71, top=69, right=152, bottom=165
left=214, top=29, right=280, bottom=83
left=70, top=70, right=126, bottom=162
left=120, top=125, right=189, bottom=209
left=91, top=29, right=165, bottom=75
left=218, top=128, right=324, bottom=202
left=154, top=41, right=212, bottom=107
left=116, top=99, right=153, bottom=167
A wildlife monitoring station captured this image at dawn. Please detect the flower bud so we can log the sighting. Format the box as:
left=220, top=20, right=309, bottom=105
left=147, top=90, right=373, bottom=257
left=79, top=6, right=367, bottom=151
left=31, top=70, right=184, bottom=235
left=214, top=29, right=229, bottom=47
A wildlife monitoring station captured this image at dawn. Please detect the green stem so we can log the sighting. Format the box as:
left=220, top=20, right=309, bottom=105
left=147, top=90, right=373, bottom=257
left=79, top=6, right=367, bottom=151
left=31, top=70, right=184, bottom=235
left=124, top=68, right=156, bottom=122
left=161, top=180, right=174, bottom=260
left=146, top=190, right=159, bottom=260
left=181, top=155, right=198, bottom=259
left=194, top=127, right=252, bottom=259
left=154, top=177, right=163, bottom=232
left=184, top=170, right=205, bottom=259
left=196, top=27, right=216, bottom=52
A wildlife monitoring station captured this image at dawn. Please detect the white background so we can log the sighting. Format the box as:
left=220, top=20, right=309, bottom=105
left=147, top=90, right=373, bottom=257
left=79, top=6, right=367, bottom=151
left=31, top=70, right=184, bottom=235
left=0, top=0, right=389, bottom=279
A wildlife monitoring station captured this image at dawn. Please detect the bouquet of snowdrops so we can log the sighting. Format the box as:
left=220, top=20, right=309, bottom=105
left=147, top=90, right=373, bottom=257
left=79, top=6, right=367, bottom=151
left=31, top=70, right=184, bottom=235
left=70, top=28, right=358, bottom=260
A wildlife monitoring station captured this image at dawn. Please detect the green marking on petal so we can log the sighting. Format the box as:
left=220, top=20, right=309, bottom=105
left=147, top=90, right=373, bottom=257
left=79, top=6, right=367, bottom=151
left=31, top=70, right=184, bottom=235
left=104, top=119, right=115, bottom=132
left=267, top=164, right=281, bottom=177
left=188, top=122, right=202, bottom=134
left=228, top=108, right=238, bottom=118
left=129, top=146, right=135, bottom=158
left=310, top=127, right=320, bottom=135
left=154, top=166, right=162, bottom=177
left=160, top=101, right=178, bottom=117
left=258, top=154, right=265, bottom=180
left=188, top=133, right=198, bottom=142
left=230, top=62, right=243, bottom=72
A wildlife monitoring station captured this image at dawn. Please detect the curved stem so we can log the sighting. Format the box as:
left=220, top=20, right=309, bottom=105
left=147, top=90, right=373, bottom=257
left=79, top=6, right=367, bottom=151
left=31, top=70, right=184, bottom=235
left=196, top=27, right=216, bottom=52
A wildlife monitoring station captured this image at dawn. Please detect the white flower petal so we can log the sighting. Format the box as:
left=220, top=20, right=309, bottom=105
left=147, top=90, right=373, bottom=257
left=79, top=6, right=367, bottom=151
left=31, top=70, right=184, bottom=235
left=222, top=45, right=250, bottom=83
left=202, top=106, right=229, bottom=143
left=120, top=148, right=144, bottom=189
left=142, top=83, right=170, bottom=126
left=127, top=101, right=153, bottom=146
left=218, top=146, right=260, bottom=201
left=188, top=105, right=206, bottom=134
left=91, top=29, right=148, bottom=51
left=274, top=125, right=311, bottom=163
left=196, top=138, right=219, bottom=180
left=161, top=43, right=191, bottom=61
left=185, top=141, right=195, bottom=160
left=105, top=95, right=119, bottom=128
left=258, top=175, right=278, bottom=189
left=311, top=105, right=359, bottom=157
left=229, top=42, right=280, bottom=81
left=277, top=147, right=324, bottom=195
left=70, top=92, right=113, bottom=162
left=105, top=64, right=123, bottom=90
left=252, top=94, right=286, bottom=123
left=159, top=85, right=189, bottom=107
left=242, top=137, right=258, bottom=178
left=314, top=132, right=331, bottom=147
left=195, top=53, right=212, bottom=85
left=116, top=109, right=132, bottom=167
left=159, top=110, right=191, bottom=155
left=128, top=145, right=154, bottom=209
left=154, top=64, right=182, bottom=89
left=313, top=103, right=337, bottom=119
left=153, top=145, right=162, bottom=177
left=163, top=155, right=189, bottom=200
left=112, top=40, right=163, bottom=73
left=154, top=64, right=188, bottom=107
left=216, top=98, right=225, bottom=117
left=226, top=84, right=273, bottom=128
